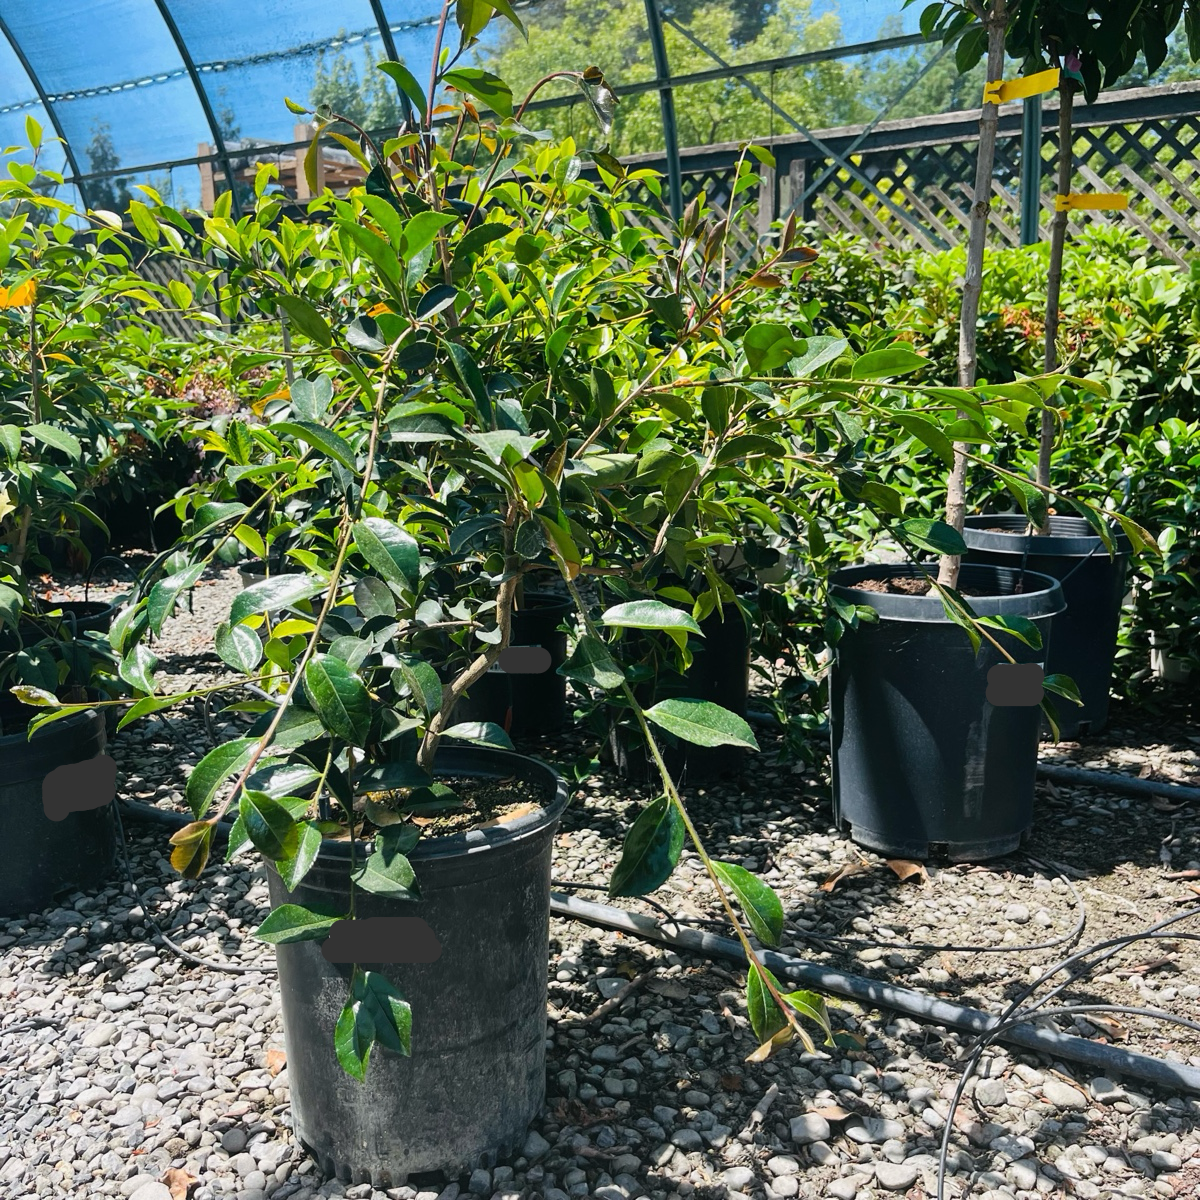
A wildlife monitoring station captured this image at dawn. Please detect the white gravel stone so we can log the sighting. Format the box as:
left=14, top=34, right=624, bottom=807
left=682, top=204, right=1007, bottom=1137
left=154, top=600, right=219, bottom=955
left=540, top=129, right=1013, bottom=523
left=875, top=1162, right=918, bottom=1191
left=790, top=1114, right=831, bottom=1145
left=1042, top=1079, right=1088, bottom=1109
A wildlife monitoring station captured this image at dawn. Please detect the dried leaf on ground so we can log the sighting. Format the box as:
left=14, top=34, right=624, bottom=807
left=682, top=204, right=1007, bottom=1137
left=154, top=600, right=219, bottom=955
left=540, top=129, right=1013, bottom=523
left=747, top=1027, right=794, bottom=1062
left=477, top=802, right=540, bottom=828
left=820, top=859, right=872, bottom=892
left=1089, top=1014, right=1129, bottom=1041
left=813, top=1104, right=856, bottom=1122
left=1139, top=763, right=1154, bottom=779
left=647, top=977, right=689, bottom=1000
left=1166, top=869, right=1200, bottom=879
left=1119, top=954, right=1179, bottom=976
left=886, top=858, right=929, bottom=884
left=721, top=1073, right=743, bottom=1092
left=1152, top=797, right=1185, bottom=813
left=162, top=1168, right=198, bottom=1200
left=266, top=1048, right=286, bottom=1076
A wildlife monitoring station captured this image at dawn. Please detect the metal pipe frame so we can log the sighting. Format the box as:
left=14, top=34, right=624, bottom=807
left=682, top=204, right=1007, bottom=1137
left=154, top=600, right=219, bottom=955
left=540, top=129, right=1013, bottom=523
left=643, top=0, right=684, bottom=222
left=0, top=12, right=90, bottom=209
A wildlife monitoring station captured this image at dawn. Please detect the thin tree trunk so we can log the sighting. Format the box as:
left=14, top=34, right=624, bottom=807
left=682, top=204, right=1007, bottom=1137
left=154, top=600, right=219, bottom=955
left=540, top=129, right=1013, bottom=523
left=938, top=0, right=1008, bottom=589
left=1035, top=84, right=1074, bottom=534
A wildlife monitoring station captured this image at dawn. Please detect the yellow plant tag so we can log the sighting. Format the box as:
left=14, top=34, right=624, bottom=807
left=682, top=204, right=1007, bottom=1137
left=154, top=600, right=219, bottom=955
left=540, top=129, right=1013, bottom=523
left=983, top=67, right=1060, bottom=105
left=1055, top=193, right=1129, bottom=211
left=0, top=278, right=37, bottom=308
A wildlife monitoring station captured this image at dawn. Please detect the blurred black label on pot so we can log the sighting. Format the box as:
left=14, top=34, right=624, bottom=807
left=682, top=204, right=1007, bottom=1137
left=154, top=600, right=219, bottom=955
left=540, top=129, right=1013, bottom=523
left=986, top=663, right=1044, bottom=707
left=498, top=645, right=552, bottom=675
left=42, top=754, right=118, bottom=822
left=321, top=917, right=442, bottom=964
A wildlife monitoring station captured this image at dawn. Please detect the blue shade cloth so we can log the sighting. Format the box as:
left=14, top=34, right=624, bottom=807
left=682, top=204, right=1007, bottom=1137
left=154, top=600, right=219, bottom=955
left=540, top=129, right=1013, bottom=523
left=0, top=0, right=925, bottom=202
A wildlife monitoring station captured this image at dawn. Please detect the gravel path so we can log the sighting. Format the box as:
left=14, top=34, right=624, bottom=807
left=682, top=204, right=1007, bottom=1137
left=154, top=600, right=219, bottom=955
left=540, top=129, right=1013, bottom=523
left=2, top=569, right=1199, bottom=1200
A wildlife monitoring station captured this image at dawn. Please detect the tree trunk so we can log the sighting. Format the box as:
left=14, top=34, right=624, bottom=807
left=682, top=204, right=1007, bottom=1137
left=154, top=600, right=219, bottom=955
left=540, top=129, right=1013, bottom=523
left=938, top=0, right=1008, bottom=589
left=1035, top=84, right=1075, bottom=534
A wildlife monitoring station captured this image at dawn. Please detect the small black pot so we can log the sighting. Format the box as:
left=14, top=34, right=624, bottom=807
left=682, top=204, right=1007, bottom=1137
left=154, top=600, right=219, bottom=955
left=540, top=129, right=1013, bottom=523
left=44, top=599, right=118, bottom=638
left=608, top=599, right=751, bottom=781
left=963, top=514, right=1130, bottom=737
left=454, top=593, right=573, bottom=738
left=0, top=707, right=114, bottom=916
left=830, top=563, right=1064, bottom=862
left=268, top=746, right=568, bottom=1186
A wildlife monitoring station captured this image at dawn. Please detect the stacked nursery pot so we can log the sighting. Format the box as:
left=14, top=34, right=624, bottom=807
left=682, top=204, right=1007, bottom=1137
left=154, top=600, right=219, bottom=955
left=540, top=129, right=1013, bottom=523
left=829, top=562, right=1065, bottom=862
left=963, top=514, right=1130, bottom=736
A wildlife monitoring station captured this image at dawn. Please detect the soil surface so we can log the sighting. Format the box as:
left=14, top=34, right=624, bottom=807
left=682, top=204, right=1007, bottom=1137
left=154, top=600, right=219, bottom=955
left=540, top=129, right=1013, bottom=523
left=2, top=563, right=1199, bottom=1200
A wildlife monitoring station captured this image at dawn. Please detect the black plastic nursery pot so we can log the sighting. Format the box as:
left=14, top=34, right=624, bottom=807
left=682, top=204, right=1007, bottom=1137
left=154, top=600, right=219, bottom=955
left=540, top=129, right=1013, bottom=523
left=829, top=563, right=1065, bottom=863
left=963, top=514, right=1130, bottom=737
left=266, top=745, right=569, bottom=1187
left=0, top=706, right=115, bottom=916
left=454, top=592, right=573, bottom=738
left=607, top=598, right=751, bottom=781
left=45, top=599, right=118, bottom=637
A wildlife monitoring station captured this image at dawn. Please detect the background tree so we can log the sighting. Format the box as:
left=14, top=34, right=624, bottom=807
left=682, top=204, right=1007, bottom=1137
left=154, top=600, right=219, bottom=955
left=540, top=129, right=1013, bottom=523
left=310, top=38, right=409, bottom=132
left=84, top=122, right=132, bottom=213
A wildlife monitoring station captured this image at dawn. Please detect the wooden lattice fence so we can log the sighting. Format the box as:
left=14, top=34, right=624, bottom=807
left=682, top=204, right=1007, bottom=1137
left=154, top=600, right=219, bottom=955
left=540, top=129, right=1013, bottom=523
left=612, top=80, right=1200, bottom=267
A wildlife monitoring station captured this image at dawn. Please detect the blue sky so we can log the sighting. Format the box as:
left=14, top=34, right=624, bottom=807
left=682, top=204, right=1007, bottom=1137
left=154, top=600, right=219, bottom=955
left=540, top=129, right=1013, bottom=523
left=0, top=0, right=913, bottom=206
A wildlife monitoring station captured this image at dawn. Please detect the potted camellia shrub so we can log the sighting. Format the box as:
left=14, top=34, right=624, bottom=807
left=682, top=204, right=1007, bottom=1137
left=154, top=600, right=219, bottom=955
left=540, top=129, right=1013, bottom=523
left=0, top=126, right=170, bottom=913
left=823, top=0, right=1152, bottom=861
left=28, top=11, right=845, bottom=1183
left=957, top=0, right=1198, bottom=736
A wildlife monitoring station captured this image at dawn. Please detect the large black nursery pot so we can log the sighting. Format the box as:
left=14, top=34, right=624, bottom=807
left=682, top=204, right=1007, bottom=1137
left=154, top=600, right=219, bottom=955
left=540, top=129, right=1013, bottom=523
left=45, top=599, right=118, bottom=637
left=963, top=514, right=1130, bottom=737
left=267, top=745, right=569, bottom=1186
left=454, top=592, right=573, bottom=738
left=0, top=705, right=114, bottom=916
left=830, top=563, right=1065, bottom=863
left=608, top=597, right=751, bottom=781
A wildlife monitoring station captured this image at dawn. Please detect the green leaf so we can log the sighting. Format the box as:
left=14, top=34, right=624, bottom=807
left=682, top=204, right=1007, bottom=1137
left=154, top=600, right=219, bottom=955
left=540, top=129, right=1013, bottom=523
left=891, top=411, right=954, bottom=466
left=186, top=737, right=258, bottom=819
left=277, top=295, right=332, bottom=347
left=601, top=600, right=702, bottom=636
left=357, top=969, right=412, bottom=1056
left=746, top=961, right=786, bottom=1044
left=169, top=820, right=214, bottom=879
left=441, top=68, right=514, bottom=117
left=1114, top=513, right=1157, bottom=556
left=559, top=635, right=625, bottom=691
left=354, top=517, right=420, bottom=590
left=609, top=795, right=685, bottom=897
left=648, top=294, right=688, bottom=332
left=401, top=211, right=459, bottom=258
left=714, top=434, right=781, bottom=465
left=355, top=577, right=397, bottom=620
left=442, top=721, right=515, bottom=750
left=899, top=517, right=967, bottom=557
left=147, top=563, right=205, bottom=635
left=0, top=425, right=21, bottom=460
left=10, top=685, right=59, bottom=707
left=290, top=375, right=333, bottom=422
left=644, top=698, right=758, bottom=750
left=277, top=821, right=322, bottom=890
left=1003, top=477, right=1048, bottom=528
left=1066, top=498, right=1115, bottom=556
left=712, top=861, right=783, bottom=946
left=304, top=656, right=372, bottom=746
left=396, top=657, right=442, bottom=716
left=334, top=985, right=373, bottom=1082
left=352, top=848, right=419, bottom=900
left=0, top=583, right=22, bottom=630
left=29, top=423, right=82, bottom=461
left=119, top=645, right=159, bottom=694
left=781, top=988, right=832, bottom=1045
left=215, top=620, right=264, bottom=673
left=230, top=575, right=323, bottom=624
left=239, top=790, right=299, bottom=861
left=377, top=61, right=428, bottom=121
left=976, top=614, right=1042, bottom=650
left=194, top=501, right=249, bottom=533
left=850, top=346, right=927, bottom=380
left=274, top=421, right=356, bottom=470
left=743, top=323, right=798, bottom=373
left=1043, top=673, right=1084, bottom=706
left=488, top=0, right=527, bottom=38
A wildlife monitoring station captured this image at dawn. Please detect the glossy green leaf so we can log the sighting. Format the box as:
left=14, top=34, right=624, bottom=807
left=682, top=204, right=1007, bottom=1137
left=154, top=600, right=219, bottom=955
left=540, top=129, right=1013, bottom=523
left=601, top=600, right=702, bottom=636
left=277, top=294, right=332, bottom=347
left=891, top=411, right=954, bottom=466
left=215, top=620, right=264, bottom=673
left=277, top=821, right=323, bottom=890
left=441, top=68, right=514, bottom=117
left=357, top=969, right=412, bottom=1056
left=377, top=61, right=428, bottom=121
left=712, top=860, right=783, bottom=946
left=119, top=645, right=159, bottom=694
left=609, top=794, right=685, bottom=897
left=254, top=903, right=345, bottom=943
left=645, top=698, right=759, bottom=750
left=976, top=613, right=1043, bottom=650
left=442, top=721, right=515, bottom=750
left=186, top=737, right=258, bottom=819
left=746, top=961, right=786, bottom=1044
left=230, top=575, right=323, bottom=625
left=334, top=984, right=373, bottom=1082
left=275, top=421, right=356, bottom=470
left=352, top=848, right=419, bottom=900
left=29, top=423, right=82, bottom=461
left=850, top=345, right=926, bottom=379
left=396, top=657, right=442, bottom=716
left=304, top=656, right=372, bottom=746
left=147, top=563, right=205, bottom=635
left=1043, top=673, right=1084, bottom=706
left=559, top=635, right=625, bottom=691
left=353, top=518, right=420, bottom=590
left=899, top=517, right=967, bottom=557
left=743, top=323, right=798, bottom=373
left=354, top=577, right=397, bottom=620
left=239, top=789, right=299, bottom=861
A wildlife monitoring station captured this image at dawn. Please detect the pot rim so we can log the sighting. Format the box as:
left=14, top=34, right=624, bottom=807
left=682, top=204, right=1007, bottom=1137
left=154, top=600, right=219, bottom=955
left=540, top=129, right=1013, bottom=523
left=831, top=562, right=1066, bottom=622
left=963, top=513, right=1131, bottom=557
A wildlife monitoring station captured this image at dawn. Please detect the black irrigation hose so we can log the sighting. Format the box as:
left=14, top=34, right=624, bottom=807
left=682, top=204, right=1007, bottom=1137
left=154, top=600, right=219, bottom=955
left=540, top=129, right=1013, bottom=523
left=549, top=891, right=1200, bottom=1094
left=1036, top=762, right=1200, bottom=804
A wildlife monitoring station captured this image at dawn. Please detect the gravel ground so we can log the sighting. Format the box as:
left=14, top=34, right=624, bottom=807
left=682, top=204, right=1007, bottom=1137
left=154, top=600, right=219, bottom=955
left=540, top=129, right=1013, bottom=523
left=3, top=567, right=1200, bottom=1200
